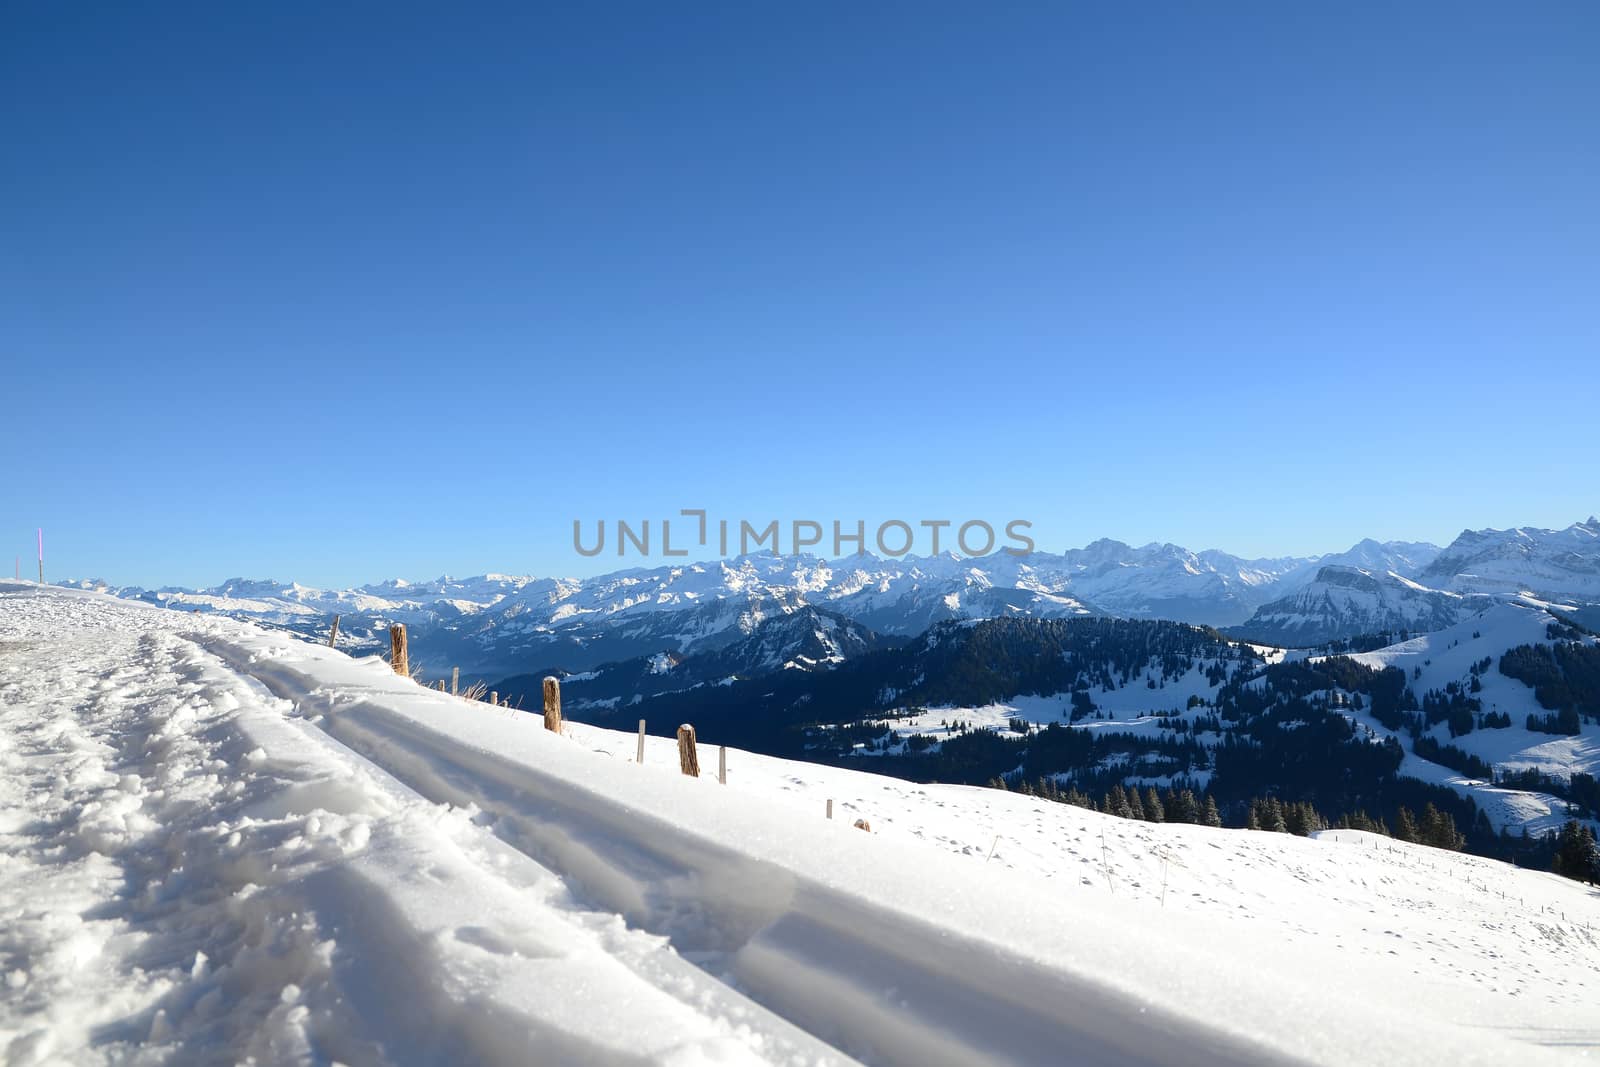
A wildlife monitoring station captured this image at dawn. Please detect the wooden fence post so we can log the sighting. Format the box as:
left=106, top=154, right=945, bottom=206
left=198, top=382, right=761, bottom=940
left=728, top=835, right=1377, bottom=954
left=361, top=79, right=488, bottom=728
left=718, top=745, right=727, bottom=785
left=677, top=724, right=700, bottom=777
left=328, top=614, right=340, bottom=648
left=452, top=667, right=460, bottom=696
left=826, top=799, right=833, bottom=819
left=436, top=680, right=445, bottom=691
left=543, top=676, right=562, bottom=733
left=636, top=720, right=646, bottom=763
left=389, top=624, right=408, bottom=676
left=489, top=691, right=498, bottom=706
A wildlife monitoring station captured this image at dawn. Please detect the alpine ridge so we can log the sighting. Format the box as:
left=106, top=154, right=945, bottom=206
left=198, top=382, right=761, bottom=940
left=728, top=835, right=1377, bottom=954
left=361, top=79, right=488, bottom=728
left=60, top=519, right=1600, bottom=674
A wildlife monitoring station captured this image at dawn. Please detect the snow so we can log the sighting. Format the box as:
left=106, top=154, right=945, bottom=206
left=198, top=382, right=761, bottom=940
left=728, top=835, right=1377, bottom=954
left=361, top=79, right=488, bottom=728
left=64, top=533, right=1446, bottom=654
left=2, top=583, right=1598, bottom=1065
left=861, top=660, right=1222, bottom=749
left=1336, top=600, right=1600, bottom=807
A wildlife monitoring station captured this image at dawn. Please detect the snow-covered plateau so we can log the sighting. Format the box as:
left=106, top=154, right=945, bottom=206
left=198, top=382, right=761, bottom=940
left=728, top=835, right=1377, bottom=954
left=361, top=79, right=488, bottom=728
left=2, top=583, right=1597, bottom=1065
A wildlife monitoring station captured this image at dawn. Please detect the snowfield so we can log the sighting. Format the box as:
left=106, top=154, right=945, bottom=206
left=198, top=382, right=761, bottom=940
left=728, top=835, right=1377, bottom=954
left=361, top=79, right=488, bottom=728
left=2, top=584, right=1598, bottom=1066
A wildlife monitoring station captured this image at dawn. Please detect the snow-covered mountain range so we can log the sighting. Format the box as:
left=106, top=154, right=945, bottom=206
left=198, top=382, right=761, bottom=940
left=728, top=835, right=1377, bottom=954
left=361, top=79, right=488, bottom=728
left=1421, top=516, right=1600, bottom=600
left=61, top=518, right=1600, bottom=676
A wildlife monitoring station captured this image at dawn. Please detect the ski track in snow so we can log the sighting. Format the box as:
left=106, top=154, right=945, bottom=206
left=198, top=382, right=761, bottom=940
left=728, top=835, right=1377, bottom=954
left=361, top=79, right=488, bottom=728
left=2, top=583, right=1599, bottom=1066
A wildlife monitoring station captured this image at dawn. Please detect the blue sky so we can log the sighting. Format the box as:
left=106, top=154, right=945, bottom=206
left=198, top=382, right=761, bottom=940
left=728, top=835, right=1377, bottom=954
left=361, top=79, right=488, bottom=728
left=3, top=2, right=1596, bottom=588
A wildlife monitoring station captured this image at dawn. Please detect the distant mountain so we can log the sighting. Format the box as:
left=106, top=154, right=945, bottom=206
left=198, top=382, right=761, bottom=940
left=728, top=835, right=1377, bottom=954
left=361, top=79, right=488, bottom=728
left=71, top=522, right=1600, bottom=682
left=1227, top=566, right=1492, bottom=647
left=1316, top=538, right=1443, bottom=577
left=1034, top=540, right=1303, bottom=626
left=1422, top=518, right=1600, bottom=601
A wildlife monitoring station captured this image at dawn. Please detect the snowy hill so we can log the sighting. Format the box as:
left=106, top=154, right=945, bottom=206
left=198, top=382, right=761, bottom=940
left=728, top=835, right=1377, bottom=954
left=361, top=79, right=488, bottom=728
left=1228, top=565, right=1494, bottom=647
left=1333, top=600, right=1600, bottom=831
left=2, top=582, right=1597, bottom=1065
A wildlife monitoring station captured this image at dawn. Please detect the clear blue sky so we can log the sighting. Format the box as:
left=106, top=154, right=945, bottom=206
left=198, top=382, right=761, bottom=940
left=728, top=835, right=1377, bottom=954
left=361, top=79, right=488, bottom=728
left=3, top=2, right=1596, bottom=588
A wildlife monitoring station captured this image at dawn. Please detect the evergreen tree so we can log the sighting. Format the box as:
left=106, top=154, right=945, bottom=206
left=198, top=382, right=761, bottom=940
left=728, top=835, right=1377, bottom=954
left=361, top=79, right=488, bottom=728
left=1264, top=796, right=1288, bottom=833
left=1246, top=798, right=1262, bottom=831
left=1394, top=806, right=1420, bottom=844
left=1420, top=803, right=1464, bottom=851
left=1336, top=809, right=1389, bottom=836
left=1107, top=784, right=1133, bottom=820
left=1127, top=787, right=1147, bottom=822
left=1202, top=795, right=1222, bottom=827
left=1165, top=788, right=1199, bottom=824
left=1143, top=787, right=1165, bottom=823
left=1285, top=801, right=1326, bottom=837
left=1552, top=821, right=1600, bottom=884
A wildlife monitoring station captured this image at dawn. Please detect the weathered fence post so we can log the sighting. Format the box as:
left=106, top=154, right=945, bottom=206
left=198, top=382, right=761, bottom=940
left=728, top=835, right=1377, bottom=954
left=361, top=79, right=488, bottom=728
left=718, top=745, right=727, bottom=785
left=328, top=614, right=340, bottom=648
left=489, top=691, right=498, bottom=706
left=636, top=720, right=646, bottom=763
left=452, top=667, right=460, bottom=696
left=436, top=680, right=445, bottom=691
left=677, top=724, right=700, bottom=777
left=389, top=623, right=408, bottom=677
left=543, top=676, right=562, bottom=733
left=826, top=799, right=833, bottom=819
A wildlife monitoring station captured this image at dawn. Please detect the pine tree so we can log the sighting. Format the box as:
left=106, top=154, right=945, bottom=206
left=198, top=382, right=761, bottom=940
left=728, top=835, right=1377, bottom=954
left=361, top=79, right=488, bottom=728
left=1264, top=797, right=1288, bottom=834
left=1246, top=798, right=1262, bottom=831
left=1552, top=821, right=1600, bottom=884
left=1202, top=795, right=1222, bottom=828
left=1336, top=809, right=1389, bottom=836
left=1127, top=787, right=1146, bottom=822
left=1394, top=806, right=1420, bottom=844
left=1166, top=788, right=1199, bottom=824
left=1285, top=802, right=1325, bottom=837
left=1420, top=803, right=1464, bottom=851
left=1108, top=785, right=1133, bottom=820
left=1143, top=787, right=1165, bottom=823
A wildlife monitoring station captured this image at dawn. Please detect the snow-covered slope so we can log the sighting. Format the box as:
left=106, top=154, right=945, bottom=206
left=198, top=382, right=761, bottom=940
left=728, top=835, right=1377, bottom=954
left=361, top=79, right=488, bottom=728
left=1332, top=600, right=1600, bottom=831
left=1422, top=517, right=1600, bottom=601
left=3, top=583, right=1597, bottom=1065
left=1229, top=565, right=1494, bottom=647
